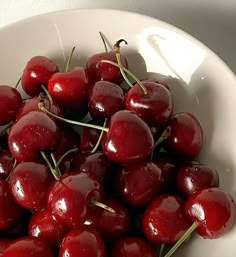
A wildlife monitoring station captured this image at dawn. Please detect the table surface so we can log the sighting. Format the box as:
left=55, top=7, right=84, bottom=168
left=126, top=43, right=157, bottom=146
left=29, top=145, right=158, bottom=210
left=0, top=0, right=236, bottom=73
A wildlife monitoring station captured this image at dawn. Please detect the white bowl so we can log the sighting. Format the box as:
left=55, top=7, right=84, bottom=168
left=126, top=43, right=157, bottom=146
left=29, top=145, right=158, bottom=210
left=0, top=9, right=236, bottom=257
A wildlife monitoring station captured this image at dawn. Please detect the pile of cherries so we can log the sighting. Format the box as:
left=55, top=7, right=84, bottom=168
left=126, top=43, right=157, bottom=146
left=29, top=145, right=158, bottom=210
left=0, top=36, right=236, bottom=257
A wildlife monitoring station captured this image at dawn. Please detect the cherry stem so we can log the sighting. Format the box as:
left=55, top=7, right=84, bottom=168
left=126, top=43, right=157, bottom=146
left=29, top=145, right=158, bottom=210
left=50, top=152, right=62, bottom=177
left=91, top=118, right=107, bottom=153
left=40, top=85, right=53, bottom=105
left=100, top=60, right=148, bottom=95
left=159, top=244, right=165, bottom=257
left=90, top=199, right=116, bottom=214
left=65, top=46, right=76, bottom=72
left=99, top=31, right=108, bottom=53
left=56, top=147, right=79, bottom=170
left=15, top=77, right=21, bottom=89
left=0, top=121, right=13, bottom=137
left=153, top=127, right=171, bottom=149
left=40, top=151, right=60, bottom=180
left=38, top=101, right=109, bottom=132
left=164, top=222, right=198, bottom=257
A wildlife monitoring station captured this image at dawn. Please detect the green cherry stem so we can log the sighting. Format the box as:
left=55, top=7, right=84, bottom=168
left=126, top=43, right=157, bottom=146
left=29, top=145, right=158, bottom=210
left=40, top=151, right=60, bottom=180
left=99, top=31, right=108, bottom=53
left=159, top=244, right=165, bottom=257
left=65, top=46, right=76, bottom=72
left=55, top=147, right=79, bottom=171
left=14, top=77, right=21, bottom=89
left=100, top=59, right=148, bottom=95
left=164, top=222, right=198, bottom=257
left=90, top=199, right=116, bottom=214
left=41, top=85, right=53, bottom=105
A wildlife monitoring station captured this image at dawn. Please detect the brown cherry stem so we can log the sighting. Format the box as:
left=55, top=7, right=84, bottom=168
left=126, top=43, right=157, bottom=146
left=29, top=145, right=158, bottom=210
left=100, top=60, right=148, bottom=95
left=38, top=100, right=109, bottom=132
left=56, top=147, right=79, bottom=170
left=91, top=118, right=108, bottom=153
left=65, top=46, right=76, bottom=72
left=14, top=77, right=21, bottom=89
left=90, top=199, right=116, bottom=214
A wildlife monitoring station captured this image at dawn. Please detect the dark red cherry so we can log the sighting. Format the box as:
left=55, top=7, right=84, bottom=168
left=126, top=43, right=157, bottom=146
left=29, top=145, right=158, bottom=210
left=0, top=150, right=14, bottom=179
left=142, top=194, right=190, bottom=244
left=85, top=198, right=130, bottom=240
left=21, top=56, right=59, bottom=96
left=8, top=110, right=60, bottom=162
left=142, top=77, right=170, bottom=90
left=47, top=171, right=104, bottom=228
left=59, top=226, right=107, bottom=257
left=0, top=85, right=23, bottom=125
left=48, top=67, right=91, bottom=109
left=0, top=239, right=11, bottom=255
left=28, top=209, right=69, bottom=246
left=163, top=112, right=203, bottom=159
left=1, top=236, right=54, bottom=257
left=116, top=161, right=163, bottom=206
left=177, top=162, right=219, bottom=196
left=16, top=95, right=63, bottom=120
left=185, top=187, right=236, bottom=238
left=86, top=50, right=128, bottom=85
left=125, top=82, right=173, bottom=127
left=111, top=236, right=156, bottom=257
left=0, top=179, right=24, bottom=229
left=88, top=80, right=124, bottom=120
left=9, top=162, right=54, bottom=211
left=102, top=110, right=154, bottom=163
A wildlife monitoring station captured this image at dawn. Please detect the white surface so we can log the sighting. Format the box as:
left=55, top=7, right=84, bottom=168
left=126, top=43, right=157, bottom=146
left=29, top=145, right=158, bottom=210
left=0, top=0, right=236, bottom=73
left=0, top=9, right=236, bottom=255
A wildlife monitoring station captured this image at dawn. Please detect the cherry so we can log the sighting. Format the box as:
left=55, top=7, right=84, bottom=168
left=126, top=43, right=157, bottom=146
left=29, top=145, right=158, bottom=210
left=0, top=150, right=15, bottom=179
left=177, top=162, right=219, bottom=196
left=0, top=179, right=24, bottom=229
left=0, top=240, right=11, bottom=255
left=88, top=80, right=124, bottom=120
left=101, top=110, right=154, bottom=163
left=142, top=77, right=170, bottom=90
left=1, top=236, right=54, bottom=257
left=59, top=226, right=107, bottom=257
left=125, top=81, right=173, bottom=127
left=28, top=209, right=69, bottom=247
left=21, top=55, right=59, bottom=96
left=142, top=194, right=190, bottom=244
left=85, top=198, right=130, bottom=240
left=116, top=161, right=163, bottom=206
left=111, top=236, right=156, bottom=257
left=9, top=161, right=54, bottom=211
left=163, top=112, right=203, bottom=160
left=0, top=85, right=23, bottom=125
left=8, top=110, right=60, bottom=162
left=47, top=171, right=104, bottom=228
left=48, top=67, right=91, bottom=109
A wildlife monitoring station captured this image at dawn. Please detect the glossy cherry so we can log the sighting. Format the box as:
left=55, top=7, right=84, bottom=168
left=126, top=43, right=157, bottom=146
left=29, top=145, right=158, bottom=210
left=0, top=150, right=14, bottom=179
left=116, top=161, right=163, bottom=206
left=0, top=85, right=22, bottom=125
left=0, top=179, right=24, bottom=229
left=111, top=236, right=156, bottom=257
left=59, top=226, right=107, bottom=257
left=85, top=198, right=130, bottom=240
left=102, top=110, right=154, bottom=163
left=8, top=110, right=60, bottom=162
left=142, top=194, right=190, bottom=244
left=88, top=80, right=124, bottom=120
left=125, top=81, right=173, bottom=127
left=142, top=77, right=170, bottom=90
left=1, top=236, right=54, bottom=257
left=9, top=161, right=54, bottom=211
left=177, top=162, right=219, bottom=196
left=21, top=55, right=59, bottom=96
left=47, top=171, right=104, bottom=228
left=163, top=112, right=203, bottom=160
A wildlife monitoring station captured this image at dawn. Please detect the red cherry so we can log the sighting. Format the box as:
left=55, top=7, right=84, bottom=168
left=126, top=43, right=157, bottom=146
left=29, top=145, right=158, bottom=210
left=48, top=67, right=91, bottom=109
left=88, top=80, right=124, bottom=120
left=85, top=198, right=130, bottom=240
left=116, top=161, right=163, bottom=206
left=59, top=226, right=107, bottom=257
left=142, top=77, right=170, bottom=90
left=125, top=82, right=173, bottom=127
left=0, top=150, right=14, bottom=179
left=1, top=236, right=54, bottom=257
left=86, top=50, right=128, bottom=85
left=9, top=161, right=54, bottom=211
left=177, top=162, right=219, bottom=196
left=0, top=85, right=22, bottom=125
left=21, top=56, right=59, bottom=96
left=142, top=194, right=190, bottom=244
left=8, top=110, right=60, bottom=162
left=0, top=179, right=24, bottom=229
left=0, top=239, right=11, bottom=255
left=111, top=236, right=156, bottom=257
left=185, top=187, right=236, bottom=238
left=163, top=112, right=203, bottom=159
left=47, top=171, right=104, bottom=228
left=102, top=110, right=154, bottom=163
left=28, top=209, right=69, bottom=247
